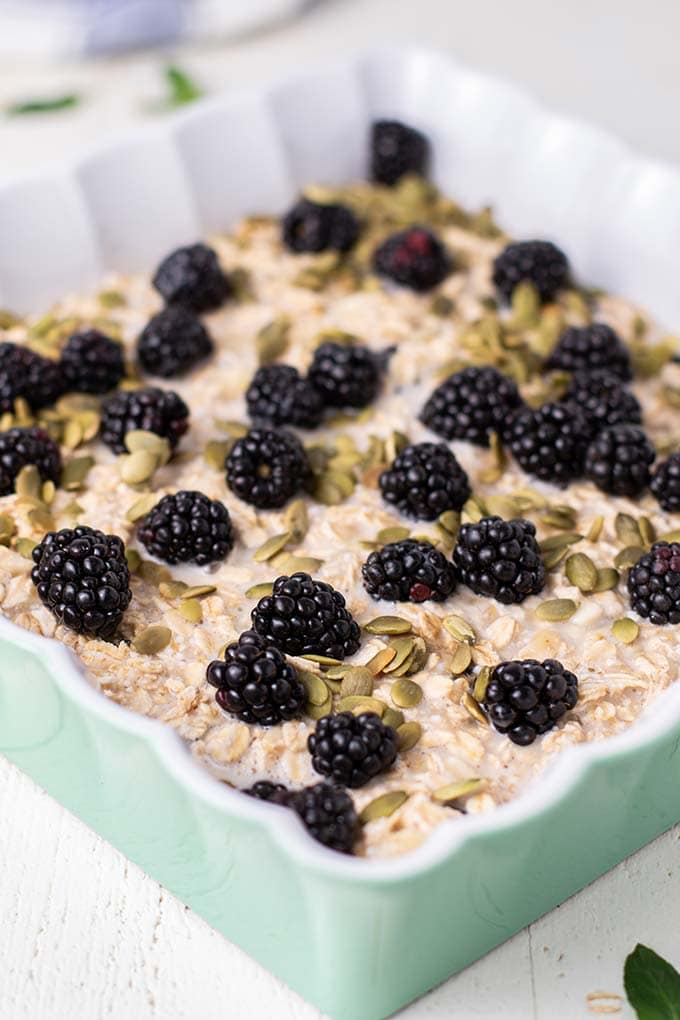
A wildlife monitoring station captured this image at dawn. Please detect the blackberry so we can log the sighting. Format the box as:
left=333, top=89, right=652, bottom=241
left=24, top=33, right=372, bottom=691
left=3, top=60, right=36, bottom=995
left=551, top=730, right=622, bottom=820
left=207, top=630, right=306, bottom=726
left=362, top=539, right=456, bottom=603
left=308, top=711, right=398, bottom=788
left=483, top=658, right=579, bottom=746
left=245, top=364, right=324, bottom=429
left=251, top=572, right=360, bottom=660
left=506, top=401, right=591, bottom=485
left=373, top=226, right=450, bottom=292
left=627, top=542, right=680, bottom=625
left=651, top=452, right=680, bottom=513
left=492, top=240, right=569, bottom=304
left=282, top=197, right=359, bottom=254
left=379, top=442, right=470, bottom=521
left=453, top=516, right=545, bottom=605
left=244, top=780, right=290, bottom=804
left=137, top=305, right=213, bottom=378
left=226, top=428, right=309, bottom=509
left=307, top=341, right=380, bottom=409
left=152, top=242, right=231, bottom=313
left=288, top=782, right=359, bottom=854
left=0, top=342, right=65, bottom=414
left=100, top=386, right=189, bottom=455
left=561, top=369, right=641, bottom=434
left=584, top=424, right=655, bottom=497
left=419, top=366, right=522, bottom=446
left=546, top=323, right=632, bottom=381
left=31, top=525, right=131, bottom=639
left=137, top=490, right=234, bottom=566
left=370, top=119, right=430, bottom=186
left=0, top=426, right=62, bottom=496
left=60, top=329, right=125, bottom=394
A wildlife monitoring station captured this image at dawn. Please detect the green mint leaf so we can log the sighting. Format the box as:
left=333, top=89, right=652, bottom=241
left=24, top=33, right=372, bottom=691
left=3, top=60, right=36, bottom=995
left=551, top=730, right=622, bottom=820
left=164, top=65, right=203, bottom=107
left=7, top=94, right=80, bottom=116
left=625, top=944, right=680, bottom=1019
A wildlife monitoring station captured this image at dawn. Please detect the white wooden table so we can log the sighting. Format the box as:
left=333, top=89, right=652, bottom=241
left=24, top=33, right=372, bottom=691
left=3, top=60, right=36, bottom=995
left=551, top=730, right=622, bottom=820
left=1, top=2, right=680, bottom=1015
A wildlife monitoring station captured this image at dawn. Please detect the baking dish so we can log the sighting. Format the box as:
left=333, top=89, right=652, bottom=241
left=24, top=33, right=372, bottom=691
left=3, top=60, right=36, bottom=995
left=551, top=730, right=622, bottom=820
left=1, top=47, right=680, bottom=1020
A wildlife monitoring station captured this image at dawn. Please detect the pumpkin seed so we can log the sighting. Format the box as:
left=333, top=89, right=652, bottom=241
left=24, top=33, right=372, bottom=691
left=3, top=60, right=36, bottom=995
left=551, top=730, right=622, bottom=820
left=282, top=556, right=324, bottom=573
left=396, top=721, right=422, bottom=751
left=306, top=692, right=333, bottom=720
left=484, top=494, right=521, bottom=520
left=384, top=430, right=409, bottom=463
left=256, top=316, right=290, bottom=365
left=432, top=778, right=485, bottom=804
left=324, top=677, right=343, bottom=695
left=214, top=419, right=248, bottom=438
left=443, top=614, right=476, bottom=644
left=638, top=515, right=656, bottom=547
left=283, top=499, right=308, bottom=542
left=325, top=663, right=352, bottom=679
left=0, top=308, right=21, bottom=329
left=535, top=598, right=578, bottom=622
left=614, top=545, right=645, bottom=570
left=565, top=552, right=598, bottom=592
left=15, top=464, right=41, bottom=500
left=592, top=567, right=620, bottom=592
left=510, top=280, right=540, bottom=328
left=615, top=512, right=643, bottom=547
left=325, top=470, right=356, bottom=498
left=462, top=691, right=488, bottom=725
left=181, top=585, right=216, bottom=600
left=540, top=506, right=577, bottom=530
left=659, top=529, right=680, bottom=543
left=471, top=665, right=491, bottom=703
left=382, top=707, right=405, bottom=730
left=298, top=670, right=330, bottom=707
left=138, top=559, right=172, bottom=585
left=340, top=667, right=374, bottom=698
left=310, top=475, right=345, bottom=506
left=245, top=582, right=274, bottom=599
left=179, top=598, right=203, bottom=623
left=437, top=510, right=460, bottom=537
left=126, top=492, right=158, bottom=522
left=611, top=617, right=639, bottom=644
left=120, top=449, right=159, bottom=485
left=0, top=513, right=15, bottom=544
left=450, top=641, right=472, bottom=675
left=586, top=515, right=604, bottom=542
left=254, top=532, right=291, bottom=563
left=383, top=637, right=415, bottom=673
left=28, top=506, right=53, bottom=531
left=125, top=431, right=171, bottom=465
left=538, top=532, right=583, bottom=553
left=360, top=791, right=409, bottom=823
left=159, top=580, right=188, bottom=599
left=376, top=525, right=410, bottom=545
left=301, top=653, right=343, bottom=667
left=364, top=615, right=412, bottom=636
left=204, top=439, right=233, bottom=471
left=366, top=645, right=397, bottom=675
left=542, top=544, right=570, bottom=570
left=125, top=548, right=141, bottom=572
left=391, top=677, right=423, bottom=708
left=430, top=294, right=455, bottom=317
left=62, top=455, right=94, bottom=491
left=98, top=289, right=126, bottom=309
left=336, top=695, right=386, bottom=716
left=15, top=537, right=37, bottom=559
left=479, top=431, right=507, bottom=484
left=63, top=418, right=84, bottom=450
left=133, top=625, right=172, bottom=655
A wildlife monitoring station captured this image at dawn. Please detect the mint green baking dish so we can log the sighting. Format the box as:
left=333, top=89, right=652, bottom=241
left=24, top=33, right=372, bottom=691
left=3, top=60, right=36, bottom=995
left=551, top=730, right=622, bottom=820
left=1, top=48, right=680, bottom=1020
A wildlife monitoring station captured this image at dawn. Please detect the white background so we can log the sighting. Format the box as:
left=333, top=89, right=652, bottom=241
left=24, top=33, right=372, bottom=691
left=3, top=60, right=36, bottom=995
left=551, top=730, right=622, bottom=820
left=1, top=2, right=679, bottom=1017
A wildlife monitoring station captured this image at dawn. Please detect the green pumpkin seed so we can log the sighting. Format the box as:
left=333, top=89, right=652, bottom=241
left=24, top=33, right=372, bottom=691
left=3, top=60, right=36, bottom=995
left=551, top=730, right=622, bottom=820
left=484, top=495, right=522, bottom=520
left=179, top=598, right=203, bottom=623
left=592, top=567, right=619, bottom=593
left=538, top=532, right=583, bottom=553
left=364, top=615, right=412, bottom=636
left=450, top=641, right=472, bottom=675
left=382, top=707, right=404, bottom=730
left=124, top=430, right=171, bottom=463
left=15, top=537, right=37, bottom=559
left=28, top=506, right=53, bottom=531
left=377, top=525, right=410, bottom=545
left=214, top=419, right=249, bottom=437
left=542, top=544, right=570, bottom=570
left=310, top=475, right=345, bottom=506
left=245, top=582, right=274, bottom=599
left=430, top=294, right=455, bottom=317
left=615, top=512, right=643, bottom=547
left=366, top=646, right=397, bottom=675
left=586, top=515, right=604, bottom=542
left=565, top=552, right=598, bottom=592
left=98, top=289, right=126, bottom=309
left=181, top=585, right=217, bottom=600
left=254, top=532, right=292, bottom=563
left=120, top=449, right=159, bottom=485
left=396, top=721, right=422, bottom=751
left=340, top=667, right=374, bottom=698
left=62, top=455, right=94, bottom=491
left=383, top=637, right=415, bottom=673
left=0, top=513, right=15, bottom=544
left=391, top=677, right=423, bottom=708
left=336, top=695, right=386, bottom=716
left=301, top=653, right=343, bottom=667
left=510, top=280, right=540, bottom=328
left=15, top=464, right=41, bottom=500
left=360, top=791, right=409, bottom=823
left=443, top=614, right=476, bottom=644
left=462, top=691, right=489, bottom=725
left=659, top=529, right=680, bottom=543
left=133, top=625, right=172, bottom=655
left=473, top=666, right=492, bottom=703
left=62, top=418, right=84, bottom=450
left=306, top=692, right=333, bottom=720
left=283, top=556, right=324, bottom=573
left=138, top=559, right=172, bottom=585
left=0, top=308, right=21, bottom=329
left=159, top=580, right=188, bottom=599
left=298, top=670, right=330, bottom=707
left=125, top=548, right=141, bottom=572
left=611, top=617, right=639, bottom=644
left=540, top=506, right=578, bottom=530
left=638, top=516, right=656, bottom=547
left=535, top=598, right=578, bottom=622
left=432, top=778, right=485, bottom=805
left=204, top=439, right=233, bottom=471
left=384, top=430, right=409, bottom=463
left=437, top=510, right=460, bottom=537
left=126, top=492, right=158, bottom=522
left=325, top=663, right=352, bottom=679
left=614, top=545, right=645, bottom=570
left=256, top=316, right=290, bottom=365
left=283, top=499, right=308, bottom=542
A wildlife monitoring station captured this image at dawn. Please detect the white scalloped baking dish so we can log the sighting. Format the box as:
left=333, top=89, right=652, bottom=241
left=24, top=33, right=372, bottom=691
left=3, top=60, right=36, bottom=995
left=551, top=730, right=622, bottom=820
left=1, top=48, right=679, bottom=1020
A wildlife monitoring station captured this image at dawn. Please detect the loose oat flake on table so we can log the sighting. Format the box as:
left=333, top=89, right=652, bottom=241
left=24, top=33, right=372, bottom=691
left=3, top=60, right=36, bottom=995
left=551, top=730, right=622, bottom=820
left=0, top=118, right=679, bottom=859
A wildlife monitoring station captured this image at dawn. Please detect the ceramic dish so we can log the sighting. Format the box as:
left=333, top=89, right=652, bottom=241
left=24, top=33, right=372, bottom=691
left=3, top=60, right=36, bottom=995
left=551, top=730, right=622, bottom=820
left=1, top=48, right=679, bottom=1020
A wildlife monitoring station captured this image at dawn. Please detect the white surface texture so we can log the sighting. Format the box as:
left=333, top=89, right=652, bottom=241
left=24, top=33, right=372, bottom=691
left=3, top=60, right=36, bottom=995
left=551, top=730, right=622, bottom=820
left=1, top=4, right=680, bottom=1018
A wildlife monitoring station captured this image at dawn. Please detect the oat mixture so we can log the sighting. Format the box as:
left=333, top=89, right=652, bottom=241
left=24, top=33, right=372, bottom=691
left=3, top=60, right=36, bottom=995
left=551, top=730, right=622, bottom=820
left=0, top=129, right=679, bottom=858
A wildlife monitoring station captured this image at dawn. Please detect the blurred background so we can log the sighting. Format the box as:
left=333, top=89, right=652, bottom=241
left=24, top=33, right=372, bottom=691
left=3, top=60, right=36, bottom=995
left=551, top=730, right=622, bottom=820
left=1, top=0, right=680, bottom=185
